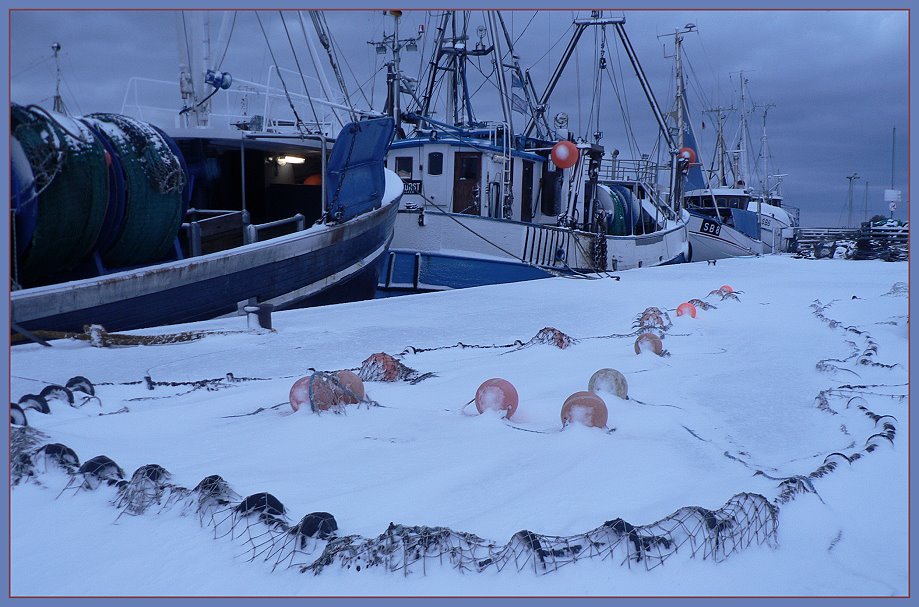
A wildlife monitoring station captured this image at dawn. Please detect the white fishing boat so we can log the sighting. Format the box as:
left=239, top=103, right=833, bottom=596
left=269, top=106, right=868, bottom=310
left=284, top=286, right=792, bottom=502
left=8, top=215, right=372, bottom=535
left=375, top=11, right=688, bottom=294
left=670, top=29, right=799, bottom=261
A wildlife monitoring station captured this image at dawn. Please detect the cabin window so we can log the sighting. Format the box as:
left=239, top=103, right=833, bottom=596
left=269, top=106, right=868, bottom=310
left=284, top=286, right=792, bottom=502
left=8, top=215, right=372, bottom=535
left=395, top=156, right=413, bottom=179
left=457, top=156, right=479, bottom=180
left=428, top=152, right=443, bottom=175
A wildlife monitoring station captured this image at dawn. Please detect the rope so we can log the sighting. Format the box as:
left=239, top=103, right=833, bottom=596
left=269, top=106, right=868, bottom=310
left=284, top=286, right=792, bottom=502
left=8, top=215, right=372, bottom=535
left=279, top=11, right=322, bottom=131
left=11, top=325, right=259, bottom=348
left=255, top=12, right=309, bottom=135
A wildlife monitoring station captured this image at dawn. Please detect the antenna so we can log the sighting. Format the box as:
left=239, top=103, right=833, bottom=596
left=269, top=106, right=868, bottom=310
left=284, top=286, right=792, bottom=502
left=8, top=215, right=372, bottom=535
left=51, top=42, right=66, bottom=114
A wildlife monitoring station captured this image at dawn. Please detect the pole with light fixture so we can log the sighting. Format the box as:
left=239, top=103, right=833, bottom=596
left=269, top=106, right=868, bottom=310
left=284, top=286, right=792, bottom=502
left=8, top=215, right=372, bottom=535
left=846, top=172, right=860, bottom=228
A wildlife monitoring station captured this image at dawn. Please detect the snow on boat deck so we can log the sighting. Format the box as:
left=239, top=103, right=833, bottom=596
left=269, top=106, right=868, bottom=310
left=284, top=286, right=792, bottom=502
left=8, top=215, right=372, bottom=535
left=10, top=255, right=908, bottom=596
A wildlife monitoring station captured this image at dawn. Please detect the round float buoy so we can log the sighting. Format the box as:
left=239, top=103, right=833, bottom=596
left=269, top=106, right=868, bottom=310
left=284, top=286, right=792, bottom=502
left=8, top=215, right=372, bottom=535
left=678, top=146, right=697, bottom=164
left=561, top=391, right=608, bottom=428
left=588, top=368, right=628, bottom=400
left=551, top=141, right=579, bottom=169
left=634, top=332, right=664, bottom=356
left=290, top=371, right=366, bottom=413
left=676, top=302, right=697, bottom=318
left=720, top=284, right=734, bottom=293
left=303, top=173, right=322, bottom=186
left=335, top=370, right=365, bottom=404
left=307, top=373, right=341, bottom=412
left=289, top=376, right=311, bottom=412
left=474, top=378, right=518, bottom=418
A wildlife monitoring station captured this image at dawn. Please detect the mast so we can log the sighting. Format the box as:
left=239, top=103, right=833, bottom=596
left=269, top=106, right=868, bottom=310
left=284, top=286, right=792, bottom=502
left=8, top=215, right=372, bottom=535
left=735, top=70, right=749, bottom=188
left=703, top=106, right=732, bottom=186
left=758, top=102, right=775, bottom=201
left=659, top=24, right=696, bottom=211
left=176, top=11, right=212, bottom=127
left=391, top=10, right=402, bottom=132
left=891, top=126, right=896, bottom=189
left=674, top=29, right=685, bottom=150
left=487, top=11, right=513, bottom=134
left=418, top=11, right=451, bottom=122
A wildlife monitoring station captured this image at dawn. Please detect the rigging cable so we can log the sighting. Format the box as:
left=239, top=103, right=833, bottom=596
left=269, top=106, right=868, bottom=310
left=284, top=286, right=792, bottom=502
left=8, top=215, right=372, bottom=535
left=255, top=12, right=310, bottom=134
left=215, top=11, right=238, bottom=70
left=606, top=29, right=641, bottom=160
left=513, top=11, right=538, bottom=45
left=278, top=11, right=323, bottom=131
left=296, top=11, right=348, bottom=127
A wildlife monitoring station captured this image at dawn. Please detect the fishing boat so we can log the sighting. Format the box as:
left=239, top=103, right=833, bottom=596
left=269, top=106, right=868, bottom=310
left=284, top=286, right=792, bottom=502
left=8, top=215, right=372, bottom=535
left=663, top=27, right=761, bottom=262
left=375, top=11, right=687, bottom=294
left=676, top=34, right=796, bottom=260
left=10, top=12, right=401, bottom=338
left=747, top=102, right=799, bottom=254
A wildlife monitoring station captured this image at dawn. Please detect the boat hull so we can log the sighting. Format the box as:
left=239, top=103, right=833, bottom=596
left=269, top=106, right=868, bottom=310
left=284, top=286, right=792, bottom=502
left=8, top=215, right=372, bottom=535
left=378, top=209, right=687, bottom=293
left=12, top=201, right=398, bottom=333
left=685, top=211, right=763, bottom=261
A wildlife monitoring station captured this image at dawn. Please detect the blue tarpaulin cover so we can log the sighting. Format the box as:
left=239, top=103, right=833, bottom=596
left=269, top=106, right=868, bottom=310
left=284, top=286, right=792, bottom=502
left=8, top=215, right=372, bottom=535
left=326, top=117, right=395, bottom=222
left=680, top=96, right=708, bottom=192
left=731, top=208, right=761, bottom=240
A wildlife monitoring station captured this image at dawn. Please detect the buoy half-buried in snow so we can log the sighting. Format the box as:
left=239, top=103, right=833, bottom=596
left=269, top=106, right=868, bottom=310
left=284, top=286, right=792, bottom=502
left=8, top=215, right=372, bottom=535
left=474, top=378, right=519, bottom=418
left=634, top=332, right=664, bottom=356
left=289, top=376, right=311, bottom=412
left=676, top=302, right=697, bottom=318
left=561, top=391, right=608, bottom=428
left=335, top=370, right=365, bottom=404
left=588, top=368, right=628, bottom=400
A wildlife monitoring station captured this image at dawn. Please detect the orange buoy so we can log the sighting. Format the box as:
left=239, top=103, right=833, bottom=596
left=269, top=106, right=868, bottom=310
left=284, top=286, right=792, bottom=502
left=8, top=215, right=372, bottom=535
left=474, top=378, right=519, bottom=418
left=289, top=376, right=311, bottom=412
left=290, top=372, right=364, bottom=413
left=720, top=284, right=734, bottom=293
left=308, top=373, right=341, bottom=412
left=634, top=332, right=664, bottom=356
left=303, top=173, right=322, bottom=185
left=588, top=368, right=628, bottom=399
left=551, top=140, right=579, bottom=169
left=561, top=391, right=608, bottom=428
left=676, top=302, right=697, bottom=318
left=678, top=146, right=697, bottom=164
left=335, top=370, right=365, bottom=404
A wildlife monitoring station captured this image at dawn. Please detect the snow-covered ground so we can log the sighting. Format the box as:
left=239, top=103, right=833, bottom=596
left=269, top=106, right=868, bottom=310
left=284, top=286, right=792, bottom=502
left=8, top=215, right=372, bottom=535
left=9, top=255, right=908, bottom=596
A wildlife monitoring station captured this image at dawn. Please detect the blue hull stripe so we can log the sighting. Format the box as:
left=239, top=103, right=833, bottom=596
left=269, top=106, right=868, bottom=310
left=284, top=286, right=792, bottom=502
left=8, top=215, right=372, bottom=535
left=17, top=204, right=397, bottom=332
left=379, top=248, right=685, bottom=293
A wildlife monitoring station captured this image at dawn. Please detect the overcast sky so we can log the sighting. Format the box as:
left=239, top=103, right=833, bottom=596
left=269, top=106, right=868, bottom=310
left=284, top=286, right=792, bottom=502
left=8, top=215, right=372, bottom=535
left=9, top=9, right=909, bottom=227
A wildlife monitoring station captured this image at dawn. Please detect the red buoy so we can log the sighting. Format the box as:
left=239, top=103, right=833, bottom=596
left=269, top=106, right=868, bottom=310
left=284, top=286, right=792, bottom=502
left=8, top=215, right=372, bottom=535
left=551, top=141, right=579, bottom=169
left=678, top=146, right=697, bottom=164
left=720, top=284, right=734, bottom=293
left=289, top=376, right=311, bottom=412
left=676, top=302, right=697, bottom=318
left=335, top=370, right=365, bottom=404
left=289, top=371, right=365, bottom=413
left=561, top=391, right=608, bottom=428
left=474, top=378, right=519, bottom=418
